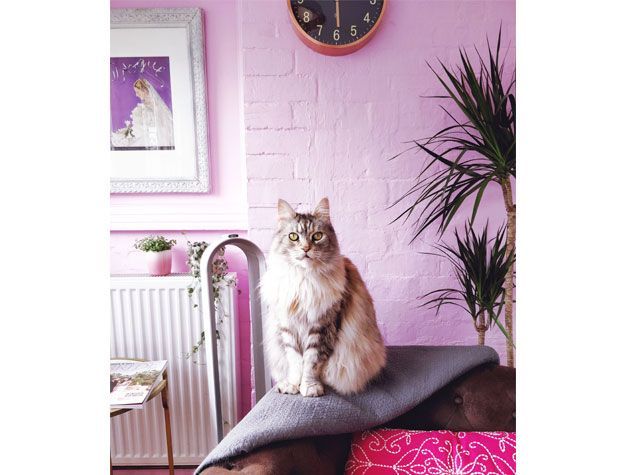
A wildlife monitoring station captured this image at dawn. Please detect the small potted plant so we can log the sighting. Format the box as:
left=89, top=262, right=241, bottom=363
left=134, top=235, right=177, bottom=276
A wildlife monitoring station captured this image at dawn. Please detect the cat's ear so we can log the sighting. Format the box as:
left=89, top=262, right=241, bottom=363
left=277, top=199, right=296, bottom=221
left=314, top=197, right=330, bottom=221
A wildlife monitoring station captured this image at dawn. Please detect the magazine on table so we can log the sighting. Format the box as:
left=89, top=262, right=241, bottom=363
left=110, top=359, right=167, bottom=409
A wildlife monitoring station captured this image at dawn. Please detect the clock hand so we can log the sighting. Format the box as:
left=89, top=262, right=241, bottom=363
left=335, top=0, right=340, bottom=28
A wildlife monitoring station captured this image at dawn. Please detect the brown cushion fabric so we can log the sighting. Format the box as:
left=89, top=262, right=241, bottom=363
left=388, top=363, right=516, bottom=432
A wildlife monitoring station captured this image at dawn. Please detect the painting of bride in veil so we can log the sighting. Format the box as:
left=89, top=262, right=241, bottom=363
left=110, top=56, right=175, bottom=151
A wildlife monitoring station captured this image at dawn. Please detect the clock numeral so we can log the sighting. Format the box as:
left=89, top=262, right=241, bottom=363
left=317, top=24, right=323, bottom=36
left=363, top=12, right=370, bottom=23
left=350, top=25, right=357, bottom=37
left=303, top=11, right=310, bottom=22
left=333, top=29, right=340, bottom=41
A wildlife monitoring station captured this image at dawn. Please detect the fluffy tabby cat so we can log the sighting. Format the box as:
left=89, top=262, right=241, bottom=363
left=261, top=197, right=386, bottom=397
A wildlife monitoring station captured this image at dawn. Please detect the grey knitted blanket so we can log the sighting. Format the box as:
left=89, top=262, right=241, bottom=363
left=195, top=345, right=499, bottom=473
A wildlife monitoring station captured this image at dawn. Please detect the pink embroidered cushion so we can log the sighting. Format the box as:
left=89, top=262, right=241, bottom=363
left=345, top=429, right=516, bottom=475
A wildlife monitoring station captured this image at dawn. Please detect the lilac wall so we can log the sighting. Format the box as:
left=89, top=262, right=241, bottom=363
left=242, top=0, right=515, bottom=362
left=110, top=0, right=248, bottom=232
left=109, top=0, right=253, bottom=417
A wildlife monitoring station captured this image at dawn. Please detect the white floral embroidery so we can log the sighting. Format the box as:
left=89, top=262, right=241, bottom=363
left=345, top=429, right=516, bottom=475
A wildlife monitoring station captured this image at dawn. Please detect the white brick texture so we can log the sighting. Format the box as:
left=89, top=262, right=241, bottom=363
left=241, top=0, right=515, bottom=363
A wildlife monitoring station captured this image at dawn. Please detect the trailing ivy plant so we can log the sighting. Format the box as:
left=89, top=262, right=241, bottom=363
left=184, top=239, right=237, bottom=361
left=421, top=222, right=514, bottom=347
left=392, top=29, right=516, bottom=365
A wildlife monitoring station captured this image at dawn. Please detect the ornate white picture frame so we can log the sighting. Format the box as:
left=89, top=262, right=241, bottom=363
left=110, top=8, right=210, bottom=193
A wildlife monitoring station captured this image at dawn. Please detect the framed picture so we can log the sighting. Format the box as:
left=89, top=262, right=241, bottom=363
left=110, top=8, right=210, bottom=193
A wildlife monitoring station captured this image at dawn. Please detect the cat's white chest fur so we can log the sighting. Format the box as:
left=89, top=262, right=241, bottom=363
left=261, top=256, right=345, bottom=325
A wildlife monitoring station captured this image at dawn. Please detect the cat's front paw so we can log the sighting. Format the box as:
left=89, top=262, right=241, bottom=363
left=276, top=379, right=299, bottom=395
left=300, top=381, right=325, bottom=397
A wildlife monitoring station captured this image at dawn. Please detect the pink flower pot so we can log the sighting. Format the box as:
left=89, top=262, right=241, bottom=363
left=145, top=250, right=172, bottom=276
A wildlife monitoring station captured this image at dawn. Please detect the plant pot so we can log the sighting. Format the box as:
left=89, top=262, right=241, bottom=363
left=145, top=249, right=172, bottom=276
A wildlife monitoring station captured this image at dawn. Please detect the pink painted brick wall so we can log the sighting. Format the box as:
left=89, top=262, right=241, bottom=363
left=241, top=0, right=516, bottom=362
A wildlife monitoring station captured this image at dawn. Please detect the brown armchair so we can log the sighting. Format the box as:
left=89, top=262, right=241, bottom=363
left=201, top=363, right=515, bottom=474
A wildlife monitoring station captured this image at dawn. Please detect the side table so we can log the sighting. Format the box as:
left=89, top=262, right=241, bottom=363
left=110, top=358, right=174, bottom=475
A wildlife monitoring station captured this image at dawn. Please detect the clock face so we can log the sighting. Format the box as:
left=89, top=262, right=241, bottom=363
left=289, top=0, right=386, bottom=52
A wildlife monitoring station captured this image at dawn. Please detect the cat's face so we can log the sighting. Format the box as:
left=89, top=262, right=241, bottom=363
left=271, top=198, right=340, bottom=268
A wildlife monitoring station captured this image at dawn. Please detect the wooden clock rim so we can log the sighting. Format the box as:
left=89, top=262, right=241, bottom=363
left=286, top=0, right=388, bottom=56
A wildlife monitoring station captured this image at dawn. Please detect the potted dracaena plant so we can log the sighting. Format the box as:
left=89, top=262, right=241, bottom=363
left=421, top=222, right=514, bottom=347
left=392, top=30, right=516, bottom=366
left=133, top=235, right=177, bottom=276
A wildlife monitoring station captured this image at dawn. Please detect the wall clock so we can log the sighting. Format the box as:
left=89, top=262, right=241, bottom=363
left=287, top=0, right=387, bottom=56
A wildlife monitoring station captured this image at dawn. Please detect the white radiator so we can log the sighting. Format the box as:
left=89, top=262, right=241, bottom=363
left=110, top=273, right=240, bottom=466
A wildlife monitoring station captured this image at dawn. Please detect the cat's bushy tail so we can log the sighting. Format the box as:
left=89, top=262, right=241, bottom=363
left=322, top=258, right=386, bottom=395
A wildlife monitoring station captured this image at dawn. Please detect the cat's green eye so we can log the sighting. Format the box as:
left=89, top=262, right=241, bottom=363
left=288, top=232, right=299, bottom=242
left=312, top=232, right=324, bottom=242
